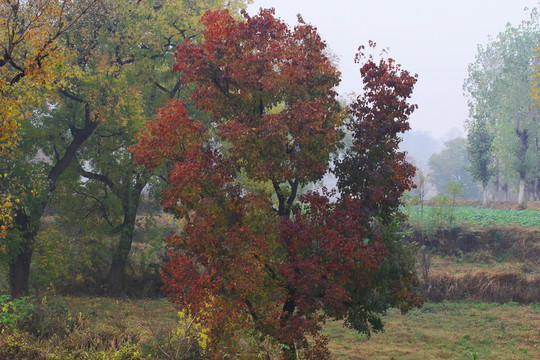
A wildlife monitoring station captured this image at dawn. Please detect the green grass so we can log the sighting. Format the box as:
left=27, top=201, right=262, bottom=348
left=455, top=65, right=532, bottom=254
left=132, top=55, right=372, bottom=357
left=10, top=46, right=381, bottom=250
left=404, top=205, right=540, bottom=227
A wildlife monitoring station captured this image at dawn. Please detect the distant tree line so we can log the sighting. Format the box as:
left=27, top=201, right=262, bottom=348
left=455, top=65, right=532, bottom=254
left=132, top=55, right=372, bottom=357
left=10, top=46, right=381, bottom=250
left=463, top=7, right=540, bottom=207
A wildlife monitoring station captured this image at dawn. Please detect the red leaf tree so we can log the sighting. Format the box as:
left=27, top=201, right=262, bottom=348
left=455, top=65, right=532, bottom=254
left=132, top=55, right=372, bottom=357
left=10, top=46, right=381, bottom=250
left=132, top=11, right=420, bottom=360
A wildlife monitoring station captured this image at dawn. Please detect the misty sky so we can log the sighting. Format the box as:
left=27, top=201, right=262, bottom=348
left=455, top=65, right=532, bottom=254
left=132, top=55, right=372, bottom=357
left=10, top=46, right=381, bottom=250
left=247, top=0, right=539, bottom=139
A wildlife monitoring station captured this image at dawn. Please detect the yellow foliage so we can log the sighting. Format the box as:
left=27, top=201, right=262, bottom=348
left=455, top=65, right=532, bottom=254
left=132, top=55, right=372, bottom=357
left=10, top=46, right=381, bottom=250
left=532, top=47, right=540, bottom=104
left=176, top=295, right=216, bottom=353
left=0, top=0, right=85, bottom=237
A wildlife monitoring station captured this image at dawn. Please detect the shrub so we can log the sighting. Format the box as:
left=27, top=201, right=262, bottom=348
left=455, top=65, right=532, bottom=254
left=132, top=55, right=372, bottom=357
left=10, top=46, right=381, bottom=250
left=0, top=295, right=35, bottom=331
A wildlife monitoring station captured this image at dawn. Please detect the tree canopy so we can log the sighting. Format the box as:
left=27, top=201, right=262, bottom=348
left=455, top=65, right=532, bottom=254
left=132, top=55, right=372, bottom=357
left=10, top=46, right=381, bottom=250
left=464, top=7, right=540, bottom=204
left=1, top=0, right=251, bottom=297
left=132, top=10, right=420, bottom=359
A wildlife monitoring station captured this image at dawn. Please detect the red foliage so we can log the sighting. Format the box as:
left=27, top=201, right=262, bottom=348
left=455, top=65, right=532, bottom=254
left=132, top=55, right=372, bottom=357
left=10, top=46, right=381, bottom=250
left=132, top=11, right=420, bottom=360
left=174, top=8, right=342, bottom=185
left=335, top=41, right=418, bottom=222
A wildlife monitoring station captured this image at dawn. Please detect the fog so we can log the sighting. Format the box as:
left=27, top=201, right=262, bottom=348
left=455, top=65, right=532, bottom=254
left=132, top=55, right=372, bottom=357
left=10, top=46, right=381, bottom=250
left=248, top=0, right=539, bottom=139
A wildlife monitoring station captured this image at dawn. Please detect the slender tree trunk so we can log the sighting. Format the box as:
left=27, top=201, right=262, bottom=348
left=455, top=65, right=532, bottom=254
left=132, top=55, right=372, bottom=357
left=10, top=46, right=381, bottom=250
left=518, top=176, right=526, bottom=207
left=494, top=163, right=500, bottom=201
left=273, top=180, right=299, bottom=359
left=482, top=183, right=488, bottom=207
left=515, top=128, right=529, bottom=207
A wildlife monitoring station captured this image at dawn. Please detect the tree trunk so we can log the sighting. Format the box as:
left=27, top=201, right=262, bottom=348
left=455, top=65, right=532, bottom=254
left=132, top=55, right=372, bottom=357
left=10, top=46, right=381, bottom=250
left=281, top=298, right=297, bottom=360
left=515, top=128, right=528, bottom=208
left=494, top=163, right=500, bottom=201
left=8, top=211, right=40, bottom=297
left=518, top=176, right=526, bottom=207
left=9, top=251, right=32, bottom=297
left=482, top=183, right=488, bottom=207
left=7, top=100, right=97, bottom=297
left=106, top=199, right=139, bottom=296
left=105, top=175, right=148, bottom=296
left=106, top=253, right=129, bottom=296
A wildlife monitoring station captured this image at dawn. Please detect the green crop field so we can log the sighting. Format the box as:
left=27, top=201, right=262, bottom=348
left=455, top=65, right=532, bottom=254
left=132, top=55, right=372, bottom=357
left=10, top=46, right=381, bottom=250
left=404, top=206, right=540, bottom=228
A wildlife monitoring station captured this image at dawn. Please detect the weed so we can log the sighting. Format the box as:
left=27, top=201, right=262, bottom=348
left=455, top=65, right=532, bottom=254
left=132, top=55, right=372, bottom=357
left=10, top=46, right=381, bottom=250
left=0, top=295, right=35, bottom=331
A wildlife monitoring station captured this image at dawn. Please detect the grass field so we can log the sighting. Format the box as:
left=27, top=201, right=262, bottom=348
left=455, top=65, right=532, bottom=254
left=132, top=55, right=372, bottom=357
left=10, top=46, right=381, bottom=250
left=55, top=297, right=537, bottom=360
left=325, top=301, right=539, bottom=360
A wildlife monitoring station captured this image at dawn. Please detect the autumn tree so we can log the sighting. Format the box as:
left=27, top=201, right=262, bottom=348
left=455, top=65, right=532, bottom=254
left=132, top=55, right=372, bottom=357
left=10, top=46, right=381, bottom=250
left=0, top=0, right=99, bottom=240
left=49, top=0, right=250, bottom=295
left=0, top=0, right=107, bottom=296
left=332, top=42, right=420, bottom=338
left=133, top=10, right=419, bottom=359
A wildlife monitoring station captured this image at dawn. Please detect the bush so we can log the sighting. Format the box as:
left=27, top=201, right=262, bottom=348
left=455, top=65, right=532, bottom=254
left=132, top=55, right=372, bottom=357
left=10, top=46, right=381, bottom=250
left=0, top=295, right=35, bottom=331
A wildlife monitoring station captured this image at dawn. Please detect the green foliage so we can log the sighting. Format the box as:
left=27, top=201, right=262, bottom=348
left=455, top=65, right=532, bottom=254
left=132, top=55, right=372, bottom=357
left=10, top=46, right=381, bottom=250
left=30, top=223, right=111, bottom=291
left=0, top=295, right=35, bottom=331
left=464, top=7, right=540, bottom=204
left=445, top=181, right=464, bottom=206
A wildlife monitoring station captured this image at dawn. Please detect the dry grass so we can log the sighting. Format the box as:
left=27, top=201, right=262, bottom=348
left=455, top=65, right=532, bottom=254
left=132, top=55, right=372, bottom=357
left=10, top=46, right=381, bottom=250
left=425, top=270, right=540, bottom=303
left=65, top=296, right=178, bottom=342
left=325, top=302, right=540, bottom=360
left=63, top=297, right=540, bottom=359
left=2, top=296, right=537, bottom=359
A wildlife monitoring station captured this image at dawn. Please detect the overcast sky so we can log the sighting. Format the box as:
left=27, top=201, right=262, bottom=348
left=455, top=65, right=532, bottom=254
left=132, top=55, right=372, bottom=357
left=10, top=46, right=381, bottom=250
left=247, top=0, right=539, bottom=139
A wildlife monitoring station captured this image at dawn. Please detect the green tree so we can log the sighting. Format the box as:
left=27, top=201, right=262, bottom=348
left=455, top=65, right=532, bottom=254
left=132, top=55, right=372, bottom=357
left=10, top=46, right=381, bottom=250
left=466, top=116, right=494, bottom=206
left=45, top=0, right=251, bottom=295
left=464, top=8, right=540, bottom=206
left=428, top=138, right=480, bottom=200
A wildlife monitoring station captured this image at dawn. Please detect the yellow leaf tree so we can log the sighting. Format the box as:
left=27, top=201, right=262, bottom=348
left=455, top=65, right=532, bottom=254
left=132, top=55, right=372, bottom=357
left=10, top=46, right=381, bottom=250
left=2, top=0, right=251, bottom=296
left=0, top=0, right=99, bottom=239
